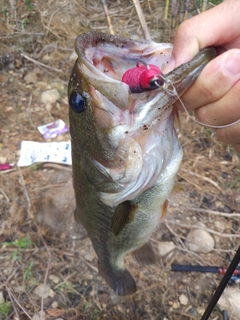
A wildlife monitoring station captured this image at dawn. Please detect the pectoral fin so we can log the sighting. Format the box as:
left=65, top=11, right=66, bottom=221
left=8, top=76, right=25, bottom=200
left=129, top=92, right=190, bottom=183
left=131, top=242, right=156, bottom=265
left=111, top=201, right=136, bottom=236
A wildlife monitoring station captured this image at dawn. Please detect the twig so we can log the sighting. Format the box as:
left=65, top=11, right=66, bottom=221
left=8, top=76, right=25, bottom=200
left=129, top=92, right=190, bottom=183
left=54, top=272, right=77, bottom=290
left=164, top=0, right=170, bottom=19
left=8, top=290, right=32, bottom=319
left=0, top=168, right=16, bottom=175
left=178, top=173, right=204, bottom=192
left=1, top=272, right=32, bottom=320
left=0, top=247, right=39, bottom=253
left=0, top=187, right=9, bottom=202
left=171, top=0, right=178, bottom=35
left=41, top=163, right=72, bottom=171
left=32, top=182, right=67, bottom=191
left=78, top=256, right=98, bottom=273
left=4, top=285, right=20, bottom=319
left=101, top=0, right=115, bottom=34
left=17, top=166, right=32, bottom=220
left=166, top=220, right=240, bottom=238
left=183, top=207, right=240, bottom=218
left=132, top=0, right=151, bottom=40
left=37, top=227, right=52, bottom=320
left=201, top=0, right=208, bottom=12
left=183, top=0, right=190, bottom=21
left=20, top=53, right=64, bottom=74
left=182, top=169, right=222, bottom=192
left=26, top=94, right=35, bottom=128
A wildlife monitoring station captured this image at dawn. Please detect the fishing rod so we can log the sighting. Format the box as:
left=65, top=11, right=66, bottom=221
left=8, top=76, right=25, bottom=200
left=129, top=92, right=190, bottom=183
left=171, top=245, right=240, bottom=320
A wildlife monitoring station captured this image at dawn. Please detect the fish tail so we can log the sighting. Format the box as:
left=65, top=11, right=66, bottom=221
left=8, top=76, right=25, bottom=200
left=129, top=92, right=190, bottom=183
left=98, top=262, right=136, bottom=295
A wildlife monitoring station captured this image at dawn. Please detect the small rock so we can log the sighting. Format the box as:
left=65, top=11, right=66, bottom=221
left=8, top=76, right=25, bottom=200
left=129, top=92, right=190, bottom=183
left=218, top=287, right=240, bottom=319
left=14, top=286, right=26, bottom=293
left=172, top=301, right=179, bottom=309
left=0, top=156, right=7, bottom=163
left=24, top=68, right=41, bottom=83
left=214, top=220, right=225, bottom=233
left=32, top=311, right=46, bottom=320
left=51, top=301, right=58, bottom=309
left=158, top=241, right=175, bottom=256
left=49, top=274, right=60, bottom=284
left=185, top=222, right=214, bottom=253
left=196, top=307, right=205, bottom=316
left=84, top=273, right=93, bottom=280
left=49, top=289, right=55, bottom=298
left=214, top=235, right=221, bottom=248
left=62, top=96, right=68, bottom=104
left=84, top=247, right=96, bottom=261
left=69, top=52, right=78, bottom=60
left=179, top=294, right=188, bottom=306
left=41, top=89, right=60, bottom=105
left=214, top=200, right=222, bottom=208
left=46, top=103, right=53, bottom=112
left=33, top=284, right=50, bottom=299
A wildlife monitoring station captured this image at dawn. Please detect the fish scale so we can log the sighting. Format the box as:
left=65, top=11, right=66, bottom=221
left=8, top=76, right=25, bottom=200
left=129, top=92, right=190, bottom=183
left=68, top=31, right=216, bottom=295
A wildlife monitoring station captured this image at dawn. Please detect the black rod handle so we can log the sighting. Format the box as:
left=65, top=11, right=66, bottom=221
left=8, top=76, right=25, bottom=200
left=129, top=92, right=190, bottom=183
left=171, top=264, right=220, bottom=274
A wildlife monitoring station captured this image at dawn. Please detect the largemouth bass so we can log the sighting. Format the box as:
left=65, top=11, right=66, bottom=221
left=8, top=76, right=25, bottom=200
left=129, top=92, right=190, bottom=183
left=68, top=31, right=215, bottom=295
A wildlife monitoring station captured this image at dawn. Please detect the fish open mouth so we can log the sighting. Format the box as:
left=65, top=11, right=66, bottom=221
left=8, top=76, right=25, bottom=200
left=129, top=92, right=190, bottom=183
left=75, top=32, right=173, bottom=109
left=75, top=32, right=216, bottom=111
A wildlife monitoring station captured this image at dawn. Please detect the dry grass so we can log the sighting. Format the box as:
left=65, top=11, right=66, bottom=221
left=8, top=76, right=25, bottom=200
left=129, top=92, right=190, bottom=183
left=1, top=0, right=239, bottom=319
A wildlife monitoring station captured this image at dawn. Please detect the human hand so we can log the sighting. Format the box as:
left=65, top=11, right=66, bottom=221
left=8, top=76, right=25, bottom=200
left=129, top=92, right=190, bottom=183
left=164, top=0, right=240, bottom=152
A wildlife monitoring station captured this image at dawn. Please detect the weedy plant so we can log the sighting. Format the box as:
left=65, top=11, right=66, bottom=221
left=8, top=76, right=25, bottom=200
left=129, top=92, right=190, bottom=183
left=23, top=261, right=34, bottom=281
left=0, top=301, right=12, bottom=318
left=227, top=168, right=240, bottom=191
left=2, top=238, right=34, bottom=279
left=166, top=0, right=224, bottom=36
left=25, top=0, right=33, bottom=12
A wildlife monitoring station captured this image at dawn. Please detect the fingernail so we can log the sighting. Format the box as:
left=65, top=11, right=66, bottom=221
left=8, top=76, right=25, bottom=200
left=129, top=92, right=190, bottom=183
left=225, top=52, right=240, bottom=76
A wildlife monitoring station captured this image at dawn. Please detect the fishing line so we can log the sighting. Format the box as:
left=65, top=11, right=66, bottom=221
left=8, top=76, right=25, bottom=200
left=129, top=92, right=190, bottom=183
left=155, top=77, right=240, bottom=129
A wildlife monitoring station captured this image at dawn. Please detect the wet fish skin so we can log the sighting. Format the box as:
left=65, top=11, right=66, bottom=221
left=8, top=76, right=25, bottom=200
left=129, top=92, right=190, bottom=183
left=68, top=31, right=216, bottom=295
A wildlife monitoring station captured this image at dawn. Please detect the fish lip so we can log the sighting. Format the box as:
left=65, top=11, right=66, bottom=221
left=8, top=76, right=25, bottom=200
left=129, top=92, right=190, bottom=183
left=164, top=47, right=216, bottom=95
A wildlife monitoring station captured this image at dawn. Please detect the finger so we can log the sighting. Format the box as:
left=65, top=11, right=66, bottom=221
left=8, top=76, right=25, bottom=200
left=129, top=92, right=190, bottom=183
left=194, top=80, right=240, bottom=126
left=163, top=0, right=240, bottom=72
left=175, top=49, right=240, bottom=112
left=214, top=121, right=240, bottom=151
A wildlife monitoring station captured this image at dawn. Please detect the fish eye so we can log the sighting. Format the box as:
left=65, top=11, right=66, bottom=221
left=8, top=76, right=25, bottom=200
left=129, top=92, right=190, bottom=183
left=69, top=92, right=86, bottom=113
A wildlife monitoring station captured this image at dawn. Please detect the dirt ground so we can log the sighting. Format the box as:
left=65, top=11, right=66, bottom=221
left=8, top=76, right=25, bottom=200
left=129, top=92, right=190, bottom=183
left=0, top=0, right=240, bottom=319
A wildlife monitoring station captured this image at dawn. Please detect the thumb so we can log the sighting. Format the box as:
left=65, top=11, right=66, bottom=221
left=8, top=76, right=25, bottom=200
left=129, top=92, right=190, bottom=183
left=163, top=0, right=240, bottom=73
